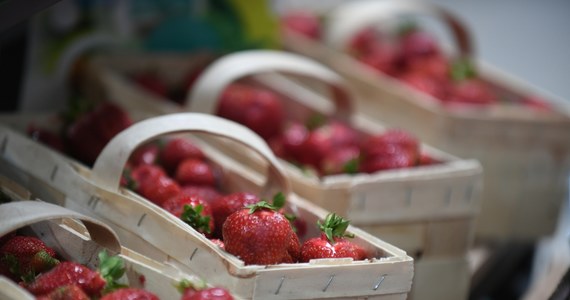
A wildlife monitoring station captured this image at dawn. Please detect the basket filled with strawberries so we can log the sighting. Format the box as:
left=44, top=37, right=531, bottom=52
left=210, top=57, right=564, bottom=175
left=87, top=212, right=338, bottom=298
left=0, top=200, right=232, bottom=300
left=280, top=0, right=570, bottom=241
left=0, top=113, right=414, bottom=299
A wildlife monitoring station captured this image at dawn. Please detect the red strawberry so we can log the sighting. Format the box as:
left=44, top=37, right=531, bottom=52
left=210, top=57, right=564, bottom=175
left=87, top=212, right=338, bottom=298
left=361, top=129, right=420, bottom=159
left=399, top=71, right=447, bottom=100
left=300, top=213, right=366, bottom=262
left=358, top=41, right=401, bottom=76
left=217, top=83, right=285, bottom=140
left=138, top=175, right=181, bottom=206
left=177, top=279, right=234, bottom=300
left=27, top=125, right=66, bottom=153
left=400, top=30, right=440, bottom=60
left=101, top=288, right=159, bottom=300
left=406, top=54, right=450, bottom=83
left=447, top=78, right=497, bottom=105
left=162, top=194, right=215, bottom=237
left=131, top=164, right=167, bottom=189
left=129, top=142, right=160, bottom=167
left=419, top=153, right=440, bottom=166
left=281, top=10, right=321, bottom=40
left=36, top=284, right=89, bottom=300
left=181, top=185, right=223, bottom=205
left=66, top=102, right=132, bottom=165
left=520, top=96, right=552, bottom=112
left=349, top=27, right=379, bottom=56
left=209, top=239, right=225, bottom=249
left=320, top=146, right=360, bottom=176
left=210, top=192, right=260, bottom=238
left=279, top=122, right=310, bottom=162
left=0, top=236, right=59, bottom=280
left=23, top=262, right=106, bottom=296
left=175, top=159, right=216, bottom=187
left=160, top=138, right=205, bottom=173
left=133, top=72, right=168, bottom=98
left=222, top=194, right=300, bottom=265
left=301, top=121, right=360, bottom=168
left=360, top=152, right=418, bottom=173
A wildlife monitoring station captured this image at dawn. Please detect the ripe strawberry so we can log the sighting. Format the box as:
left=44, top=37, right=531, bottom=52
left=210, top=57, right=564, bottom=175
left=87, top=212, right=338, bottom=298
left=281, top=10, right=321, bottom=40
left=27, top=125, right=66, bottom=153
left=175, top=159, right=216, bottom=187
left=447, top=78, right=497, bottom=105
left=162, top=194, right=215, bottom=237
left=177, top=279, right=234, bottom=300
left=360, top=152, right=418, bottom=173
left=23, top=262, right=106, bottom=296
left=133, top=72, right=168, bottom=98
left=361, top=129, right=420, bottom=159
left=520, top=96, right=552, bottom=112
left=130, top=164, right=167, bottom=189
left=406, top=54, right=450, bottom=83
left=358, top=41, right=401, bottom=76
left=66, top=102, right=132, bottom=165
left=36, top=284, right=89, bottom=300
left=129, top=142, right=160, bottom=167
left=300, top=213, right=366, bottom=262
left=320, top=146, right=360, bottom=176
left=399, top=71, right=447, bottom=100
left=138, top=175, right=181, bottom=206
left=160, top=138, right=205, bottom=173
left=181, top=185, right=223, bottom=205
left=100, top=288, right=159, bottom=300
left=301, top=121, right=360, bottom=168
left=279, top=122, right=310, bottom=162
left=399, top=30, right=440, bottom=61
left=349, top=27, right=379, bottom=56
left=210, top=192, right=260, bottom=238
left=217, top=83, right=285, bottom=140
left=0, top=236, right=59, bottom=280
left=419, top=153, right=440, bottom=166
left=222, top=194, right=300, bottom=265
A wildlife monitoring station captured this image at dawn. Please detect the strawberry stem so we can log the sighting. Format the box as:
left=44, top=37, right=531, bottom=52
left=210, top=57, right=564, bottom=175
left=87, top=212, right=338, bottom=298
left=180, top=204, right=212, bottom=234
left=306, top=113, right=327, bottom=131
left=246, top=192, right=286, bottom=214
left=450, top=58, right=477, bottom=82
left=343, top=158, right=360, bottom=174
left=318, top=213, right=355, bottom=244
left=98, top=250, right=128, bottom=294
left=175, top=278, right=207, bottom=294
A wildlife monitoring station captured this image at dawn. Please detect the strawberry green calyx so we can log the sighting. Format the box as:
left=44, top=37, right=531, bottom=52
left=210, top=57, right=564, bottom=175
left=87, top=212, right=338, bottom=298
left=343, top=158, right=360, bottom=174
left=175, top=278, right=207, bottom=294
left=450, top=58, right=477, bottom=82
left=181, top=204, right=212, bottom=234
left=246, top=192, right=286, bottom=214
left=306, top=113, right=327, bottom=131
left=98, top=250, right=128, bottom=294
left=318, top=213, right=355, bottom=244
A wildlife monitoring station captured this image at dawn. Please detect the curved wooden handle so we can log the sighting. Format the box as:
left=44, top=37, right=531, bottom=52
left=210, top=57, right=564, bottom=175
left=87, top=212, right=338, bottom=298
left=0, top=276, right=34, bottom=300
left=0, top=201, right=121, bottom=253
left=186, top=50, right=354, bottom=119
left=91, top=113, right=290, bottom=197
left=325, top=0, right=473, bottom=57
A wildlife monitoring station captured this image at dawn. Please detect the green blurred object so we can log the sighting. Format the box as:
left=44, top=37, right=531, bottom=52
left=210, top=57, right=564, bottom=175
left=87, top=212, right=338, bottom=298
left=144, top=16, right=222, bottom=52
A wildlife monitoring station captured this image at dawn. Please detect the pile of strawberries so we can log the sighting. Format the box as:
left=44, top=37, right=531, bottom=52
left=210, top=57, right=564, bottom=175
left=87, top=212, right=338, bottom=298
left=124, top=136, right=369, bottom=266
left=281, top=11, right=552, bottom=111
left=28, top=101, right=133, bottom=166
left=217, top=83, right=438, bottom=177
left=0, top=232, right=234, bottom=299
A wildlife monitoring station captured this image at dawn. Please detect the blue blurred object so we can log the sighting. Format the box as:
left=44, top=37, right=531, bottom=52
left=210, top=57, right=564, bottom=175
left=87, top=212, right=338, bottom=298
left=144, top=15, right=222, bottom=53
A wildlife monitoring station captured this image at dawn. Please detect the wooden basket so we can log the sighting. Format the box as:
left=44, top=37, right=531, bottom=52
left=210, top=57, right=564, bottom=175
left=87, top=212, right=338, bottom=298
left=0, top=113, right=413, bottom=300
left=0, top=200, right=192, bottom=300
left=281, top=0, right=570, bottom=241
left=184, top=50, right=482, bottom=261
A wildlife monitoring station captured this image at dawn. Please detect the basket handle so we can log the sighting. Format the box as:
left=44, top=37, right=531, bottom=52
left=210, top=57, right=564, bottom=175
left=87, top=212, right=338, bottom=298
left=186, top=50, right=354, bottom=119
left=91, top=113, right=290, bottom=198
left=0, top=276, right=34, bottom=300
left=325, top=0, right=473, bottom=58
left=0, top=201, right=121, bottom=253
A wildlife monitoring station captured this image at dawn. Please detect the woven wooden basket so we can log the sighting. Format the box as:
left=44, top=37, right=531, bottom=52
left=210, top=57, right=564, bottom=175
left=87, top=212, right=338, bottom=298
left=0, top=200, right=195, bottom=299
left=281, top=0, right=570, bottom=241
left=0, top=113, right=413, bottom=300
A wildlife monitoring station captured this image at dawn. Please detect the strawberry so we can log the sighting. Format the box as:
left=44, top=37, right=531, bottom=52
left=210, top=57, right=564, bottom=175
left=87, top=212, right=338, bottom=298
left=160, top=138, right=205, bottom=173
left=222, top=194, right=300, bottom=265
left=177, top=279, right=234, bottom=300
left=130, top=164, right=167, bottom=189
left=360, top=152, right=418, bottom=173
left=399, top=29, right=440, bottom=61
left=301, top=121, right=360, bottom=168
left=129, top=142, right=161, bottom=167
left=209, top=239, right=225, bottom=249
left=217, top=83, right=285, bottom=140
left=0, top=236, right=59, bottom=280
left=133, top=72, right=168, bottom=98
left=27, top=125, right=66, bottom=153
left=162, top=194, right=215, bottom=237
left=399, top=71, right=447, bottom=100
left=520, top=96, right=552, bottom=112
left=181, top=185, right=223, bottom=205
left=349, top=27, right=379, bottom=56
left=419, top=153, right=440, bottom=166
left=210, top=192, right=260, bottom=238
left=175, top=159, right=217, bottom=187
left=100, top=288, right=159, bottom=300
left=447, top=78, right=497, bottom=105
left=279, top=122, right=310, bottom=162
left=66, top=102, right=132, bottom=165
left=320, top=146, right=360, bottom=176
left=300, top=213, right=366, bottom=262
left=358, top=41, right=401, bottom=76
left=405, top=54, right=450, bottom=83
left=138, top=175, right=181, bottom=207
left=23, top=262, right=106, bottom=296
left=281, top=10, right=321, bottom=40
left=359, top=130, right=420, bottom=173
left=36, top=284, right=89, bottom=300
